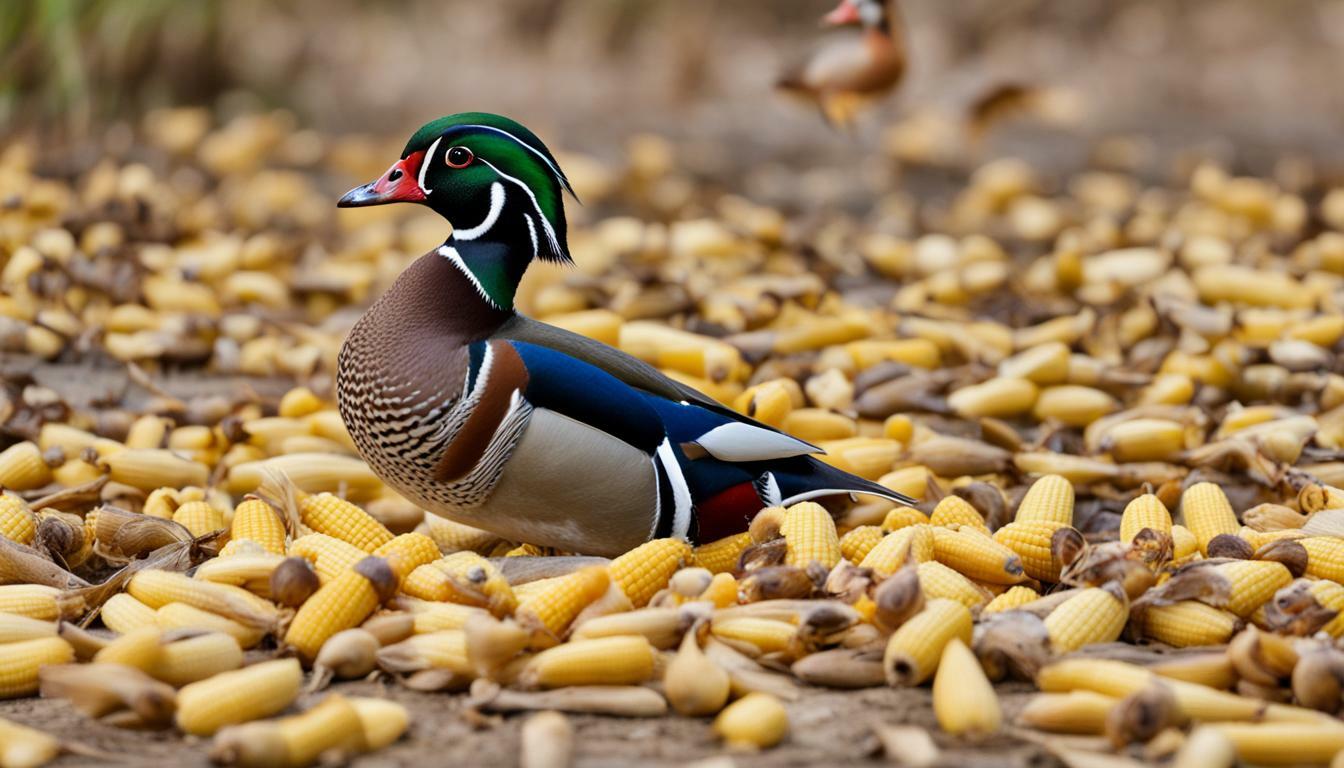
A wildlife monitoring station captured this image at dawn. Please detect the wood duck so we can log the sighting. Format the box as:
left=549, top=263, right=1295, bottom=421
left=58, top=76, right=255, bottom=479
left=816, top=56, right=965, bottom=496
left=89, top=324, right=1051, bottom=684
left=335, top=113, right=911, bottom=556
left=777, top=0, right=906, bottom=128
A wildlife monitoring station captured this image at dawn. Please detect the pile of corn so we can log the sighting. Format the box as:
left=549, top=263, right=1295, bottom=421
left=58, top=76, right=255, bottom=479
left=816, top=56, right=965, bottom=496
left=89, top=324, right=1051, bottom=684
left=5, top=109, right=1344, bottom=767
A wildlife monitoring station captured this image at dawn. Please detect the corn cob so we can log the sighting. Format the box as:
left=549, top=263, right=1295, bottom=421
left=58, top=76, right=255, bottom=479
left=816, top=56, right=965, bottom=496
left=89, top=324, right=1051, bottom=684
left=1102, top=418, right=1186, bottom=461
left=609, top=538, right=694, bottom=607
left=1215, top=560, right=1291, bottom=618
left=515, top=565, right=610, bottom=642
left=285, top=557, right=395, bottom=662
left=782, top=409, right=857, bottom=441
left=992, top=521, right=1073, bottom=581
left=1171, top=524, right=1200, bottom=560
left=417, top=514, right=500, bottom=555
left=0, top=716, right=59, bottom=767
left=403, top=551, right=517, bottom=617
left=99, top=593, right=158, bottom=634
left=0, top=495, right=36, bottom=545
left=98, top=448, right=209, bottom=490
left=520, top=635, right=656, bottom=688
left=570, top=607, right=683, bottom=649
left=1211, top=723, right=1344, bottom=766
left=176, top=658, right=303, bottom=736
left=127, top=570, right=278, bottom=629
left=713, top=692, right=788, bottom=749
left=194, top=553, right=285, bottom=596
left=155, top=632, right=247, bottom=687
left=371, top=532, right=439, bottom=583
left=711, top=617, right=797, bottom=656
left=0, top=637, right=73, bottom=698
left=861, top=525, right=934, bottom=577
left=349, top=697, right=410, bottom=750
left=947, top=377, right=1038, bottom=418
left=1149, top=652, right=1237, bottom=690
left=376, top=630, right=471, bottom=675
left=230, top=498, right=286, bottom=555
left=1139, top=601, right=1239, bottom=647
left=0, top=586, right=72, bottom=622
left=983, top=585, right=1040, bottom=613
left=1119, top=493, right=1172, bottom=543
left=693, top=532, right=752, bottom=574
left=1016, top=691, right=1117, bottom=734
left=92, top=626, right=163, bottom=671
left=1015, top=474, right=1074, bottom=525
left=932, top=637, right=1000, bottom=735
left=930, top=526, right=1025, bottom=584
left=839, top=526, right=884, bottom=564
left=157, top=603, right=265, bottom=648
left=398, top=600, right=490, bottom=634
left=1043, top=586, right=1128, bottom=653
left=780, top=502, right=841, bottom=569
left=1300, top=536, right=1344, bottom=582
left=702, top=572, right=739, bottom=608
left=0, top=442, right=52, bottom=491
left=211, top=694, right=366, bottom=768
left=884, top=599, right=973, bottom=686
left=0, top=612, right=56, bottom=644
left=299, top=493, right=393, bottom=552
left=1181, top=482, right=1240, bottom=555
left=880, top=506, right=930, bottom=532
left=1307, top=580, right=1344, bottom=638
left=928, top=496, right=989, bottom=533
left=1032, top=385, right=1119, bottom=427
left=172, top=500, right=226, bottom=538
left=289, top=533, right=366, bottom=583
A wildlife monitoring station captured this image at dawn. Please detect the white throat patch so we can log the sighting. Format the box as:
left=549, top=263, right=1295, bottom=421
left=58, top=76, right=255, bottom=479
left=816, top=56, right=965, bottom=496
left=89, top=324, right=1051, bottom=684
left=453, top=182, right=506, bottom=241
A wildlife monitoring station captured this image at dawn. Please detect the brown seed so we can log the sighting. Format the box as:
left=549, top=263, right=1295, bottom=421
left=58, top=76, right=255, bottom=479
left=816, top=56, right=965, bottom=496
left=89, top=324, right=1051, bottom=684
left=1104, top=683, right=1178, bottom=747
left=269, top=556, right=320, bottom=608
left=1292, top=649, right=1344, bottom=713
left=1255, top=539, right=1308, bottom=578
left=740, top=566, right=815, bottom=602
left=1206, top=533, right=1253, bottom=560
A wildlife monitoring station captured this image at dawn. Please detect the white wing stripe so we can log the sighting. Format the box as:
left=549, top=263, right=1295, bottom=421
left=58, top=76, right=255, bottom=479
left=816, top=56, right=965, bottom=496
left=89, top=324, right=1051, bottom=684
left=695, top=422, right=818, bottom=462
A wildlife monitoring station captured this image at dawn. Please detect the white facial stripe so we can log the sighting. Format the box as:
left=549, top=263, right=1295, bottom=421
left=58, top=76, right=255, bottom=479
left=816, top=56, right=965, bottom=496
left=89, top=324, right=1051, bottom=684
left=478, top=158, right=562, bottom=256
left=437, top=244, right=500, bottom=309
left=458, top=124, right=569, bottom=190
left=523, top=213, right=539, bottom=258
left=453, top=182, right=505, bottom=241
left=419, top=137, right=442, bottom=193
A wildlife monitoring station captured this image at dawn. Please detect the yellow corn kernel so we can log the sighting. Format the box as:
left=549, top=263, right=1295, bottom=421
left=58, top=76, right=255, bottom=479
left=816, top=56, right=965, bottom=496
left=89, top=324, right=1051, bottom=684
left=156, top=632, right=246, bottom=687
left=1015, top=474, right=1074, bottom=525
left=713, top=692, right=789, bottom=750
left=0, top=495, right=36, bottom=545
left=884, top=599, right=973, bottom=686
left=289, top=533, right=367, bottom=583
left=933, top=637, right=1000, bottom=736
left=417, top=514, right=500, bottom=555
left=0, top=586, right=72, bottom=622
left=693, top=532, right=752, bottom=574
left=1043, top=586, right=1128, bottom=653
left=883, top=414, right=914, bottom=443
left=1032, top=385, right=1119, bottom=427
left=176, top=658, right=302, bottom=736
left=1215, top=560, right=1291, bottom=618
left=609, top=538, right=694, bottom=608
left=299, top=493, right=393, bottom=552
left=1119, top=493, right=1172, bottom=543
left=285, top=557, right=395, bottom=663
left=515, top=565, right=610, bottom=642
left=880, top=506, right=930, bottom=532
left=1301, top=536, right=1344, bottom=582
left=1141, top=601, right=1239, bottom=647
left=0, top=637, right=73, bottom=699
left=917, top=561, right=990, bottom=609
left=1181, top=482, right=1240, bottom=556
left=861, top=525, right=934, bottom=577
left=173, top=500, right=226, bottom=538
left=520, top=635, right=656, bottom=688
left=992, top=520, right=1072, bottom=582
left=701, top=572, right=739, bottom=608
left=0, top=715, right=59, bottom=767
left=839, top=525, right=884, bottom=564
left=128, top=570, right=278, bottom=629
left=983, top=585, right=1041, bottom=613
left=278, top=387, right=324, bottom=419
left=931, top=526, right=1025, bottom=584
left=371, top=532, right=440, bottom=583
left=1171, top=524, right=1199, bottom=560
left=0, top=442, right=51, bottom=491
left=948, top=377, right=1038, bottom=419
left=780, top=502, right=841, bottom=570
left=928, top=496, right=989, bottom=533
left=157, top=603, right=265, bottom=648
left=230, top=498, right=286, bottom=555
left=98, top=449, right=209, bottom=490
left=711, top=617, right=796, bottom=656
left=99, top=593, right=158, bottom=634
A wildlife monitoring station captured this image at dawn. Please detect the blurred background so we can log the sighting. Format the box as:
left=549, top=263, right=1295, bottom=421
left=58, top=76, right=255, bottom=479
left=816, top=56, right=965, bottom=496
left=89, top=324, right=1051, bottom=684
left=5, top=0, right=1344, bottom=174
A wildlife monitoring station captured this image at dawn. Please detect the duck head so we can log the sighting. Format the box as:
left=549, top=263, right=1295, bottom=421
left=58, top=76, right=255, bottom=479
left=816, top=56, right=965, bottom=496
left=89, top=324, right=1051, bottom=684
left=822, top=0, right=888, bottom=29
left=339, top=113, right=575, bottom=308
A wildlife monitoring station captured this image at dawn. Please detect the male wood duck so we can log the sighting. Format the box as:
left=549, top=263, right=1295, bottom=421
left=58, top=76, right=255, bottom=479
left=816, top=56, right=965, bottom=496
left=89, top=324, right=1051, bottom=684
left=777, top=0, right=906, bottom=128
left=335, top=113, right=912, bottom=556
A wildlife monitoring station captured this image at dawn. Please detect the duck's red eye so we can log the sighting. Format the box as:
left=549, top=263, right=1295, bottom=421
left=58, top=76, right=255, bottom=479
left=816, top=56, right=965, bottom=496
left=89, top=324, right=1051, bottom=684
left=446, top=146, right=474, bottom=168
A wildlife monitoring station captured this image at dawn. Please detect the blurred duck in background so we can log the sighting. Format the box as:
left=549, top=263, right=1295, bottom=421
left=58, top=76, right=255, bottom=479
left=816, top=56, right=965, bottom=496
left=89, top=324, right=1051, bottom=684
left=777, top=0, right=906, bottom=128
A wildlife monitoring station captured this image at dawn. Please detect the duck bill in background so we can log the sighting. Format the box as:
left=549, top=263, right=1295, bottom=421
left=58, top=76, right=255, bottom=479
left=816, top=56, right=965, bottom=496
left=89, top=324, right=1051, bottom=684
left=821, top=0, right=861, bottom=27
left=337, top=150, right=428, bottom=207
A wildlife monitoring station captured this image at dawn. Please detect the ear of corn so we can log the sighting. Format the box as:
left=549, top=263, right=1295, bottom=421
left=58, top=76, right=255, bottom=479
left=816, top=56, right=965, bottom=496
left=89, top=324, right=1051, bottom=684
left=693, top=532, right=752, bottom=574
left=884, top=599, right=973, bottom=686
left=520, top=635, right=656, bottom=688
left=156, top=602, right=266, bottom=648
left=92, top=626, right=163, bottom=671
left=515, top=566, right=611, bottom=643
left=916, top=561, right=991, bottom=609
left=289, top=533, right=366, bottom=583
left=349, top=697, right=410, bottom=750
left=176, top=658, right=302, bottom=736
left=930, top=526, right=1025, bottom=584
left=1171, top=524, right=1200, bottom=560
left=0, top=637, right=74, bottom=698
left=1138, top=601, right=1239, bottom=647
left=711, top=616, right=797, bottom=656
left=299, top=493, right=393, bottom=552
left=0, top=585, right=69, bottom=622
left=1215, top=560, right=1291, bottom=618
left=0, top=495, right=37, bottom=545
left=0, top=442, right=52, bottom=490
left=1043, top=586, right=1129, bottom=653
left=371, top=532, right=440, bottom=583
left=376, top=630, right=471, bottom=675
left=932, top=637, right=1000, bottom=735
left=0, top=611, right=56, bottom=644
left=992, top=521, right=1072, bottom=582
left=172, top=500, right=226, bottom=538
left=417, top=514, right=500, bottom=555
left=608, top=538, right=693, bottom=607
left=99, top=593, right=159, bottom=634
left=155, top=632, right=246, bottom=687
left=1300, top=536, right=1344, bottom=582
left=1181, top=482, right=1240, bottom=555
left=928, top=496, right=989, bottom=533
left=1119, top=493, right=1172, bottom=543
left=880, top=506, right=930, bottom=532
left=861, top=525, right=934, bottom=576
left=780, top=502, right=841, bottom=570
left=713, top=692, right=789, bottom=749
left=1015, top=474, right=1074, bottom=525
left=1016, top=691, right=1117, bottom=734
left=230, top=498, right=287, bottom=555
left=839, top=525, right=884, bottom=564
left=284, top=557, right=394, bottom=662
left=127, top=570, right=278, bottom=630
left=983, top=585, right=1040, bottom=613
